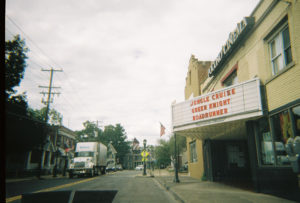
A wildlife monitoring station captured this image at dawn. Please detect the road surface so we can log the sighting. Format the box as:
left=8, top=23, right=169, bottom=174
left=6, top=170, right=178, bottom=203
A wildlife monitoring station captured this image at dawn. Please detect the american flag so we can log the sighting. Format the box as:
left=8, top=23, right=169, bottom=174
left=160, top=122, right=166, bottom=137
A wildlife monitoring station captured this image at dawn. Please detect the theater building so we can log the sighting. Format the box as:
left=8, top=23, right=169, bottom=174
left=172, top=0, right=300, bottom=198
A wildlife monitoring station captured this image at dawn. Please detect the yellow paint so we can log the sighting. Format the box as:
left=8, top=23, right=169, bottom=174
left=5, top=177, right=98, bottom=202
left=185, top=55, right=211, bottom=99
left=6, top=195, right=22, bottom=203
left=185, top=137, right=204, bottom=179
left=182, top=57, right=211, bottom=179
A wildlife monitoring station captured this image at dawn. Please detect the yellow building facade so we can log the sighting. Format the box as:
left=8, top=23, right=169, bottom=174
left=173, top=0, right=300, bottom=199
left=184, top=56, right=211, bottom=179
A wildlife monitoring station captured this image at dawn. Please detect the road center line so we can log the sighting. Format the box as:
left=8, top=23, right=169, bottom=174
left=6, top=177, right=98, bottom=203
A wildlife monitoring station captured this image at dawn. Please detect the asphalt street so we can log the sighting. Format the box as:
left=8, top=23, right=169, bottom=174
left=5, top=170, right=178, bottom=203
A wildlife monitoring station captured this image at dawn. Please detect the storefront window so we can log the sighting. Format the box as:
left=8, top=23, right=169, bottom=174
left=291, top=105, right=300, bottom=137
left=258, top=118, right=274, bottom=165
left=272, top=110, right=292, bottom=165
left=257, top=105, right=300, bottom=167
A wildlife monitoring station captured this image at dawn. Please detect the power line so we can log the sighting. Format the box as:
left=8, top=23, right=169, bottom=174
left=5, top=28, right=15, bottom=38
left=26, top=67, right=47, bottom=81
left=6, top=27, right=54, bottom=69
left=5, top=15, right=63, bottom=69
left=60, top=71, right=91, bottom=113
left=6, top=17, right=89, bottom=109
left=6, top=15, right=100, bottom=128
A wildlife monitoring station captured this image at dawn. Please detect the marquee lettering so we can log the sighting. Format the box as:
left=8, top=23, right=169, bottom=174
left=190, top=87, right=236, bottom=121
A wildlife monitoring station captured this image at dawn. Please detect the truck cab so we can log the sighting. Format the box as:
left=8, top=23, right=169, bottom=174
left=68, top=142, right=107, bottom=178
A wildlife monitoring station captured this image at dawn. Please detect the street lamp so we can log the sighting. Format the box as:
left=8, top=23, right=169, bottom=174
left=143, top=139, right=147, bottom=176
left=173, top=133, right=180, bottom=183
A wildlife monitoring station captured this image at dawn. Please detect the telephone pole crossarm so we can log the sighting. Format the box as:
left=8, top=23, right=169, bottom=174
left=41, top=68, right=63, bottom=72
left=39, top=85, right=61, bottom=89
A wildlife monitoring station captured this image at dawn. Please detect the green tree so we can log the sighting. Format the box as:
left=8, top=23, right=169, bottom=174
left=5, top=35, right=50, bottom=178
left=104, top=124, right=130, bottom=164
left=5, top=35, right=29, bottom=99
left=153, top=135, right=186, bottom=168
left=75, top=122, right=130, bottom=165
left=28, top=107, right=63, bottom=125
left=6, top=93, right=29, bottom=116
left=5, top=35, right=29, bottom=117
left=169, top=134, right=187, bottom=158
left=75, top=121, right=103, bottom=142
left=154, top=139, right=171, bottom=168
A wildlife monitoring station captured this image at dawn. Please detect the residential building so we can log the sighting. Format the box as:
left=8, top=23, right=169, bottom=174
left=172, top=0, right=300, bottom=199
left=124, top=138, right=143, bottom=169
left=107, top=142, right=117, bottom=164
left=25, top=125, right=76, bottom=175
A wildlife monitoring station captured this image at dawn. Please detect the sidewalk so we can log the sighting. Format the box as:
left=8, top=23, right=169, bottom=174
left=151, top=169, right=297, bottom=203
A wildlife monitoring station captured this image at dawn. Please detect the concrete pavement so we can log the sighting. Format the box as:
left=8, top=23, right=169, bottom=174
left=6, top=170, right=299, bottom=202
left=151, top=169, right=298, bottom=203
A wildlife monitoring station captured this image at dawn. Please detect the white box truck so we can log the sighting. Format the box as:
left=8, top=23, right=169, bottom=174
left=68, top=142, right=107, bottom=178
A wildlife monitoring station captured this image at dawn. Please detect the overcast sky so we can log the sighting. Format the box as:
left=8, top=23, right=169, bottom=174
left=6, top=0, right=260, bottom=145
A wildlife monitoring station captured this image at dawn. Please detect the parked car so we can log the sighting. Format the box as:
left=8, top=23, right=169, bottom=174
left=179, top=162, right=188, bottom=172
left=106, top=160, right=116, bottom=172
left=135, top=165, right=143, bottom=170
left=106, top=165, right=116, bottom=172
left=116, top=164, right=123, bottom=171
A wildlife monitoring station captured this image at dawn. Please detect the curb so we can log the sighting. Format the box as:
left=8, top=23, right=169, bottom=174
left=154, top=177, right=185, bottom=203
left=6, top=175, right=65, bottom=183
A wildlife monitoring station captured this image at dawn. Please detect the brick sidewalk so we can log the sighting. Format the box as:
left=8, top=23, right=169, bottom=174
left=152, top=169, right=298, bottom=203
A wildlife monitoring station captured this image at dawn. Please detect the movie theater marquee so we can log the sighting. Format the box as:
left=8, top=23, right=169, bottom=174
left=172, top=78, right=263, bottom=129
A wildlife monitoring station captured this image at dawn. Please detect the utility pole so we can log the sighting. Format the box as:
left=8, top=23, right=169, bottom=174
left=39, top=68, right=62, bottom=123
left=92, top=120, right=103, bottom=128
left=143, top=139, right=147, bottom=176
left=38, top=67, right=62, bottom=179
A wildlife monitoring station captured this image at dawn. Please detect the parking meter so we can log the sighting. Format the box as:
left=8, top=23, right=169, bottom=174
left=293, top=136, right=300, bottom=154
left=286, top=137, right=294, bottom=157
left=288, top=136, right=300, bottom=173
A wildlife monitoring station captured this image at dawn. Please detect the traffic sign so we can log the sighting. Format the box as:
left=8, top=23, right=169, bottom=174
left=141, top=150, right=149, bottom=157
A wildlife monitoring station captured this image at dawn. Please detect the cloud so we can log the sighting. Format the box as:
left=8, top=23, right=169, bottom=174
left=6, top=0, right=259, bottom=145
